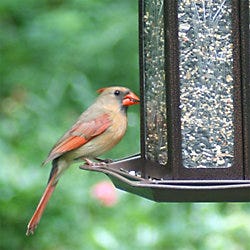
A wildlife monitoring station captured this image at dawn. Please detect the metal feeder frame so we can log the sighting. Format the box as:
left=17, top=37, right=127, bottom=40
left=80, top=0, right=250, bottom=202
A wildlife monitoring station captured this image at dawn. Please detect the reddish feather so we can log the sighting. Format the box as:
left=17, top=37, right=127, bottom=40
left=26, top=168, right=58, bottom=235
left=51, top=136, right=87, bottom=154
left=96, top=87, right=107, bottom=94
left=45, top=113, right=111, bottom=163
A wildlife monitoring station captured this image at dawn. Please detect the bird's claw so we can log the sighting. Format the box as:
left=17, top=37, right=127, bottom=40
left=82, top=158, right=109, bottom=167
left=94, top=157, right=113, bottom=164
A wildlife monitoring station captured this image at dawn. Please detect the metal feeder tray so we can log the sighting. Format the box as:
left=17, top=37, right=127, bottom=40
left=80, top=155, right=250, bottom=202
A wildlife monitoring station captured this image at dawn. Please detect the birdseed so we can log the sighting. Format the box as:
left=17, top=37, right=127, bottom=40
left=178, top=0, right=234, bottom=168
left=142, top=0, right=235, bottom=169
left=143, top=0, right=168, bottom=166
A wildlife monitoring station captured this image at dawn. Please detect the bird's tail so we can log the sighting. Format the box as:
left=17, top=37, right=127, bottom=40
left=26, top=159, right=59, bottom=236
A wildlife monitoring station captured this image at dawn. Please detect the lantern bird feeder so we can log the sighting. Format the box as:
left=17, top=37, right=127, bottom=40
left=80, top=0, right=250, bottom=202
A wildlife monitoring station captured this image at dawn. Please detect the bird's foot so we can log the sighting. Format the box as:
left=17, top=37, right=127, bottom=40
left=84, top=158, right=108, bottom=167
left=94, top=157, right=113, bottom=164
left=79, top=158, right=113, bottom=171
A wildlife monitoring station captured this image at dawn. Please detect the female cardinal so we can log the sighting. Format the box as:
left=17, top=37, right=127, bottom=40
left=26, top=86, right=140, bottom=235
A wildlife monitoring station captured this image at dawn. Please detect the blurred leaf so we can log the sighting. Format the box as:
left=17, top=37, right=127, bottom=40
left=1, top=1, right=250, bottom=250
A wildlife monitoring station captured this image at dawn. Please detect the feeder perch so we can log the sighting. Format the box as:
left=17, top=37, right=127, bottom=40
left=80, top=0, right=249, bottom=202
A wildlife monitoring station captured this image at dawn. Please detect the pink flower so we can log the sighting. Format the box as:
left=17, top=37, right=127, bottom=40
left=91, top=181, right=118, bottom=207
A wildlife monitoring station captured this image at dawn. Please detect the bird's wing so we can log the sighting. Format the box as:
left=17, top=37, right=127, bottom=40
left=43, top=113, right=111, bottom=164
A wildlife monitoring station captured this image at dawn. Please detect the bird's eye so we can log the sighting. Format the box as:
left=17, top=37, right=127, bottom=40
left=114, top=90, right=120, bottom=96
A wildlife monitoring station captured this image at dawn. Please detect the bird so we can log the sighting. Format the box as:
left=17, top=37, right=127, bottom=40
left=26, top=86, right=140, bottom=236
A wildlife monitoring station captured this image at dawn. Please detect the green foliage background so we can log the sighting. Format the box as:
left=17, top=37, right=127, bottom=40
left=1, top=0, right=250, bottom=249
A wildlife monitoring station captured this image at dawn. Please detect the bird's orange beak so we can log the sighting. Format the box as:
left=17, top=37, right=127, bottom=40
left=122, top=92, right=140, bottom=106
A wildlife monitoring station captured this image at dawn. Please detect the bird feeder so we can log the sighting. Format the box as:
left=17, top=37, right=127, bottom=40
left=80, top=0, right=250, bottom=201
